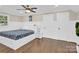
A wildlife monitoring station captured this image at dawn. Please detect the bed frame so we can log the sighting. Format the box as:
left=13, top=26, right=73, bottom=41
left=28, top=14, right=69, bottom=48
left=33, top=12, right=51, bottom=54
left=0, top=34, right=35, bottom=50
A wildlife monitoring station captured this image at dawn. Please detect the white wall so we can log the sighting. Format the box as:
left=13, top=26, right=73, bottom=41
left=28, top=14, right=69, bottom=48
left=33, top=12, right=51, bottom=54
left=69, top=20, right=79, bottom=44
left=0, top=22, right=25, bottom=32
left=9, top=15, right=28, bottom=22
left=32, top=15, right=43, bottom=22
left=42, top=12, right=79, bottom=44
left=56, top=13, right=79, bottom=44
left=0, top=12, right=29, bottom=22
left=0, top=13, right=27, bottom=31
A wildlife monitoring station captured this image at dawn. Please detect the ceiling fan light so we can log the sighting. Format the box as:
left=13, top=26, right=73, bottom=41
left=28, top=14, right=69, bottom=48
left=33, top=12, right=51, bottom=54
left=25, top=10, right=30, bottom=12
left=32, top=9, right=36, bottom=11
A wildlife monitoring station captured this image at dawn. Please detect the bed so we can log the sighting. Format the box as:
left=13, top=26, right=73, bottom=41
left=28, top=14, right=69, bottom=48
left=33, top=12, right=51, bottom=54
left=0, top=29, right=36, bottom=50
left=0, top=29, right=34, bottom=40
left=0, top=22, right=37, bottom=50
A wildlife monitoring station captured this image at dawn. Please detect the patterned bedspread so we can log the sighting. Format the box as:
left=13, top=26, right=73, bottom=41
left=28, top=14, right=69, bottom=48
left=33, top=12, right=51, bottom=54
left=0, top=29, right=34, bottom=40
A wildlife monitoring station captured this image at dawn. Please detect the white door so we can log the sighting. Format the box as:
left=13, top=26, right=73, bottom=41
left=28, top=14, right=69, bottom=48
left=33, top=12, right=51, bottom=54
left=42, top=14, right=58, bottom=38
left=56, top=12, right=70, bottom=40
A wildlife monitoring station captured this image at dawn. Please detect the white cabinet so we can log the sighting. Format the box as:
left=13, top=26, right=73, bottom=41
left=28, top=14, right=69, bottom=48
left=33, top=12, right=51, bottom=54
left=56, top=12, right=70, bottom=39
left=35, top=25, right=41, bottom=38
left=42, top=11, right=77, bottom=40
left=42, top=14, right=58, bottom=38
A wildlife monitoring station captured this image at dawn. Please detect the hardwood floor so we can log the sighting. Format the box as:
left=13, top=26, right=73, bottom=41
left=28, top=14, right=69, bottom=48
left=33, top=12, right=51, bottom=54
left=0, top=37, right=77, bottom=53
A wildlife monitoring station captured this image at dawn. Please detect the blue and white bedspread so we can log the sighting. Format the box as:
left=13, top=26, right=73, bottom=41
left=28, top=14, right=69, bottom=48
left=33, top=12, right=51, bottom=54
left=0, top=29, right=34, bottom=40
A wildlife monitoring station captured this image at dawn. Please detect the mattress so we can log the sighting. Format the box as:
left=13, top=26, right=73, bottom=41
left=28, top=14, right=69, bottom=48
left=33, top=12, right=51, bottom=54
left=0, top=29, right=34, bottom=40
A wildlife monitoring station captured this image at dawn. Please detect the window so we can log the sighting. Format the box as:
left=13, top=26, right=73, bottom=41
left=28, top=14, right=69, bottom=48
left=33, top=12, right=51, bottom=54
left=75, top=22, right=79, bottom=36
left=29, top=15, right=32, bottom=22
left=0, top=15, right=8, bottom=26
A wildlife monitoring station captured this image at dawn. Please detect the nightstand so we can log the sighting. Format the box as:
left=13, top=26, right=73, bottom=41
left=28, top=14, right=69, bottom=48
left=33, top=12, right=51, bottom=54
left=35, top=24, right=42, bottom=40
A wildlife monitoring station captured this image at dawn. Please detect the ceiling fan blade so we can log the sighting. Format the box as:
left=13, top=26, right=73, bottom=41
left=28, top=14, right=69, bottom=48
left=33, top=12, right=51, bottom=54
left=22, top=5, right=26, bottom=9
left=32, top=11, right=36, bottom=13
left=18, top=5, right=37, bottom=13
left=31, top=7, right=37, bottom=9
left=29, top=9, right=36, bottom=13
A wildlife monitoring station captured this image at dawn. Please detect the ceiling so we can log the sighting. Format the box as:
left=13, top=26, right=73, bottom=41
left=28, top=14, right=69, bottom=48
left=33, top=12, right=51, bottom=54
left=0, top=5, right=79, bottom=16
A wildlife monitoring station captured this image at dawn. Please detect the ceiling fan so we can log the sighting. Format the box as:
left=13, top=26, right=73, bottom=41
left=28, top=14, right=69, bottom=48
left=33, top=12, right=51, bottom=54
left=17, top=5, right=37, bottom=13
